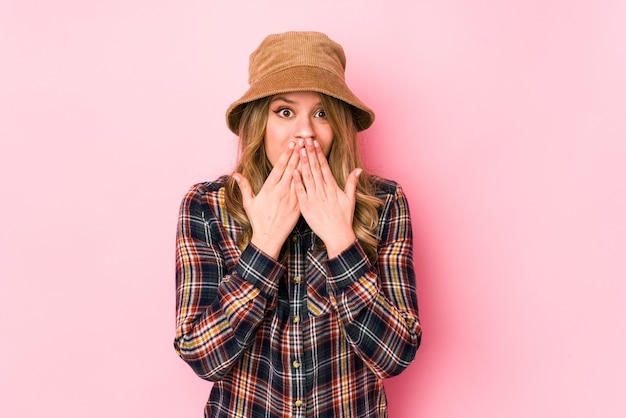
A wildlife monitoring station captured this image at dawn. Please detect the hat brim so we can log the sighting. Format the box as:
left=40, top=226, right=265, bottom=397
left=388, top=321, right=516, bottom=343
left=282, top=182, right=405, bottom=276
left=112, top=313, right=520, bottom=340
left=226, top=66, right=375, bottom=134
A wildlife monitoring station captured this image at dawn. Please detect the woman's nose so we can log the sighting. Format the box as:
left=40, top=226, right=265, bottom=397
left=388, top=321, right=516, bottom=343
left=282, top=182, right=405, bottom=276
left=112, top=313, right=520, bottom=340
left=294, top=116, right=315, bottom=140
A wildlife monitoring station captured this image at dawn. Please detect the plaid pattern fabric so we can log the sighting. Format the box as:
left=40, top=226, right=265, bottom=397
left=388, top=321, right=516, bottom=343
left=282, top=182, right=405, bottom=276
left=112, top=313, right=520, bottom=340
left=174, top=175, right=421, bottom=418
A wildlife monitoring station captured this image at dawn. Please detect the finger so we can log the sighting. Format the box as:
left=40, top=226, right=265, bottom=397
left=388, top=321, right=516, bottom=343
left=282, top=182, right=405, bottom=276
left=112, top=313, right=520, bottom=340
left=233, top=173, right=254, bottom=208
left=266, top=141, right=296, bottom=185
left=312, top=140, right=334, bottom=184
left=305, top=139, right=326, bottom=187
left=279, top=141, right=302, bottom=186
left=298, top=144, right=317, bottom=192
left=344, top=168, right=362, bottom=202
left=292, top=169, right=308, bottom=200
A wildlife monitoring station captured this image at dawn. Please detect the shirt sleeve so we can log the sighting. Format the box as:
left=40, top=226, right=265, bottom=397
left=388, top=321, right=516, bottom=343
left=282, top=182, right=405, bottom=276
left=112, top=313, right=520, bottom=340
left=324, top=182, right=422, bottom=379
left=173, top=184, right=285, bottom=381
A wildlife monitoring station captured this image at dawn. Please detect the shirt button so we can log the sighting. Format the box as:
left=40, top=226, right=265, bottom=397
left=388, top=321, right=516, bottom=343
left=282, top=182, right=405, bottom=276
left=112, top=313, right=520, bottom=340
left=293, top=276, right=301, bottom=284
left=293, top=314, right=300, bottom=324
left=294, top=400, right=304, bottom=407
left=292, top=360, right=300, bottom=369
left=292, top=235, right=298, bottom=242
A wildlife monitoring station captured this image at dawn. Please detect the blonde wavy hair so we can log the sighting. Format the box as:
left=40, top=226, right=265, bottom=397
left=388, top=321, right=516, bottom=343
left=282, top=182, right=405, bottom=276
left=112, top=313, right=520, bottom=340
left=224, top=93, right=382, bottom=263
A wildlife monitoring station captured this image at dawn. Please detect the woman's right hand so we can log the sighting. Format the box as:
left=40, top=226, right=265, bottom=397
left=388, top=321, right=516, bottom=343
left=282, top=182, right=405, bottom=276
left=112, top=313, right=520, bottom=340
left=233, top=141, right=302, bottom=260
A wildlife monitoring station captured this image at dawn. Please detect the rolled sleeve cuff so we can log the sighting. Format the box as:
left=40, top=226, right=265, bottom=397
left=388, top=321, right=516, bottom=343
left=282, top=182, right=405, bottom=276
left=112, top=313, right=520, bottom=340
left=236, top=243, right=285, bottom=298
left=325, top=241, right=372, bottom=293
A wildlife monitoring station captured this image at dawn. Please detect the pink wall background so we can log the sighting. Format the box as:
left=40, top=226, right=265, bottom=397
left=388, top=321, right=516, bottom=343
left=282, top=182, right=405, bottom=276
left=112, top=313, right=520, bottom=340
left=1, top=1, right=625, bottom=417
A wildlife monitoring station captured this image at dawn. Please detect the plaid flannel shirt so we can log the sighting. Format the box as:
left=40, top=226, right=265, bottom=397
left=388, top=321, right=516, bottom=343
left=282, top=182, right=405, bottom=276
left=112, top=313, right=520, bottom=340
left=174, top=175, right=421, bottom=417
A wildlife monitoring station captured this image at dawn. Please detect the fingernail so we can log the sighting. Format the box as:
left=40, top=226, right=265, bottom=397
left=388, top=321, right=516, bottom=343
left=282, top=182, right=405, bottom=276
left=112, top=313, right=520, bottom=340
left=306, top=138, right=312, bottom=146
left=356, top=168, right=363, bottom=177
left=298, top=138, right=304, bottom=146
left=300, top=148, right=306, bottom=157
left=313, top=140, right=319, bottom=148
left=288, top=141, right=295, bottom=149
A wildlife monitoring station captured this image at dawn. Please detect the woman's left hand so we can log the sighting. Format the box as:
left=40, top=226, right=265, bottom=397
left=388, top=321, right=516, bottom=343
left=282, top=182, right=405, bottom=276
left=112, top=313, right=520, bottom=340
left=293, top=139, right=362, bottom=258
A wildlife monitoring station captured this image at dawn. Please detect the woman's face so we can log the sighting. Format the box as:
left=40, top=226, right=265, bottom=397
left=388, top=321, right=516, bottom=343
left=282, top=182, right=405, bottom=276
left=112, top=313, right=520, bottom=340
left=264, top=91, right=334, bottom=167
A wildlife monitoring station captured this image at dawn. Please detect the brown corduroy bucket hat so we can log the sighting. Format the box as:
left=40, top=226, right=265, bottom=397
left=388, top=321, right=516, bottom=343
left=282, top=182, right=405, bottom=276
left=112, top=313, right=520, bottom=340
left=225, top=31, right=375, bottom=134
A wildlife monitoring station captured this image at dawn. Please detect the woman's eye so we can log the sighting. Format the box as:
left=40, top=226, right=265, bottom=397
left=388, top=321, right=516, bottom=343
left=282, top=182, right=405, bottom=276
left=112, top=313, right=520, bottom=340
left=315, top=109, right=327, bottom=119
left=276, top=108, right=293, bottom=118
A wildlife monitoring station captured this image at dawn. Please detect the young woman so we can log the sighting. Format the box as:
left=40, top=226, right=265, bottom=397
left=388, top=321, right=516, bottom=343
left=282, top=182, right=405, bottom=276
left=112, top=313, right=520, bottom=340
left=174, top=31, right=422, bottom=418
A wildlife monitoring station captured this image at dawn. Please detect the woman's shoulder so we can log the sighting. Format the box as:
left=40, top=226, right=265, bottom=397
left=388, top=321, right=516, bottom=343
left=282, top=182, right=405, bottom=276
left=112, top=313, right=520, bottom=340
left=180, top=175, right=230, bottom=207
left=186, top=175, right=229, bottom=193
left=369, top=174, right=402, bottom=198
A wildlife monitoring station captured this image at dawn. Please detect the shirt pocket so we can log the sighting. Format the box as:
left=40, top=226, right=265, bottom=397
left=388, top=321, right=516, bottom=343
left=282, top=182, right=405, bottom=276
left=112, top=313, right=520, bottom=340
left=305, top=249, right=333, bottom=317
left=306, top=279, right=333, bottom=317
